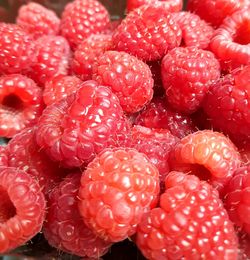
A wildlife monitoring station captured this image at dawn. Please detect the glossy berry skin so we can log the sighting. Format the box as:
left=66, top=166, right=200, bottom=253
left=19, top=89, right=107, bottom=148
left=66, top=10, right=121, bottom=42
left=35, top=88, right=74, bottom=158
left=210, top=9, right=250, bottom=71
left=136, top=171, right=239, bottom=260
left=135, top=97, right=196, bottom=139
left=187, top=0, right=249, bottom=28
left=78, top=148, right=160, bottom=242
left=93, top=51, right=154, bottom=113
left=43, top=75, right=83, bottom=106
left=113, top=4, right=182, bottom=61
left=172, top=11, right=214, bottom=50
left=71, top=34, right=113, bottom=81
left=169, top=130, right=242, bottom=193
left=60, top=0, right=111, bottom=49
left=0, top=74, right=44, bottom=138
left=16, top=2, right=60, bottom=40
left=36, top=80, right=131, bottom=168
left=6, top=127, right=66, bottom=195
left=0, top=23, right=35, bottom=75
left=126, top=0, right=183, bottom=13
left=0, top=146, right=8, bottom=167
left=224, top=166, right=250, bottom=235
left=0, top=167, right=46, bottom=253
left=203, top=65, right=250, bottom=142
left=28, top=36, right=71, bottom=87
left=43, top=173, right=112, bottom=257
left=161, top=47, right=221, bottom=114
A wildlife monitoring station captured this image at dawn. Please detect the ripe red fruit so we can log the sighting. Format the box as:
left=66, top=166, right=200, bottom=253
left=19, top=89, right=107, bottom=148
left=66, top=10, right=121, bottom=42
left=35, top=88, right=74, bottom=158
left=78, top=148, right=160, bottom=242
left=0, top=74, right=44, bottom=138
left=36, top=80, right=131, bottom=168
left=93, top=51, right=154, bottom=113
left=136, top=171, right=239, bottom=259
left=113, top=4, right=182, bottom=61
left=0, top=167, right=46, bottom=253
left=0, top=146, right=8, bottom=167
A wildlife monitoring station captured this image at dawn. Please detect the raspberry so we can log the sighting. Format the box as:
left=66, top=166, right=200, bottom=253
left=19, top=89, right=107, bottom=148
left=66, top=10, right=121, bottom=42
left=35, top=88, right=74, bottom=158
left=78, top=148, right=160, bottom=242
left=0, top=74, right=44, bottom=138
left=27, top=35, right=71, bottom=87
left=224, top=166, right=250, bottom=235
left=6, top=127, right=66, bottom=195
left=161, top=47, right=221, bottom=114
left=126, top=0, right=183, bottom=13
left=169, top=130, right=242, bottom=193
left=60, top=0, right=111, bottom=49
left=172, top=11, right=214, bottom=49
left=135, top=97, right=196, bottom=139
left=136, top=171, right=239, bottom=260
left=187, top=0, right=250, bottom=28
left=238, top=232, right=250, bottom=260
left=71, top=34, right=113, bottom=81
left=16, top=2, right=60, bottom=40
left=209, top=8, right=250, bottom=71
left=43, top=173, right=112, bottom=257
left=203, top=65, right=250, bottom=142
left=131, top=125, right=179, bottom=187
left=43, top=75, right=83, bottom=106
left=112, top=4, right=182, bottom=61
left=36, top=80, right=131, bottom=168
left=0, top=23, right=35, bottom=75
left=93, top=51, right=154, bottom=113
left=0, top=167, right=46, bottom=253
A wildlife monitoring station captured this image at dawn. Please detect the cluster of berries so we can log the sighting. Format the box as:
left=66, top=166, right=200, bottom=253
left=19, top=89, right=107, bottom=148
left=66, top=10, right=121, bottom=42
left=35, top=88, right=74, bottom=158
left=0, top=0, right=250, bottom=259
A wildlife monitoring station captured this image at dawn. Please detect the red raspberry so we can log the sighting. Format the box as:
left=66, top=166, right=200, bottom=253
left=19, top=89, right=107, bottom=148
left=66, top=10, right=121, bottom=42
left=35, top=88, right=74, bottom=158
left=43, top=173, right=112, bottom=257
left=210, top=8, right=250, bottom=71
left=203, top=65, right=250, bottom=142
left=71, top=34, right=113, bottom=81
left=16, top=2, right=60, bottom=40
left=0, top=167, right=46, bottom=253
left=43, top=75, right=83, bottom=106
left=224, top=166, right=250, bottom=235
left=136, top=171, right=239, bottom=260
left=112, top=4, right=182, bottom=61
left=0, top=23, right=35, bottom=75
left=28, top=35, right=71, bottom=87
left=135, top=97, right=196, bottom=139
left=169, top=130, right=242, bottom=193
left=93, top=51, right=154, bottom=113
left=0, top=74, right=44, bottom=138
left=6, top=127, right=66, bottom=195
left=126, top=0, right=183, bottom=13
left=36, top=80, right=131, bottom=168
left=0, top=146, right=8, bottom=167
left=172, top=11, right=214, bottom=50
left=131, top=125, right=179, bottom=187
left=60, top=0, right=111, bottom=49
left=161, top=47, right=221, bottom=114
left=78, top=148, right=160, bottom=242
left=238, top=232, right=250, bottom=260
left=187, top=0, right=249, bottom=28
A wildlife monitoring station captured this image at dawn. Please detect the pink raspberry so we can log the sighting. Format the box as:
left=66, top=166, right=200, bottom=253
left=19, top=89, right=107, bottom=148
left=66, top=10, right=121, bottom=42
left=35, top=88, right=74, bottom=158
left=43, top=173, right=112, bottom=257
left=161, top=47, right=221, bottom=114
left=71, top=34, right=113, bottom=81
left=136, top=171, right=239, bottom=260
left=16, top=2, right=60, bottom=39
left=0, top=74, right=44, bottom=138
left=93, top=51, right=154, bottom=113
left=36, top=80, right=131, bottom=168
left=0, top=167, right=46, bottom=253
left=113, top=4, right=182, bottom=61
left=0, top=23, right=35, bottom=75
left=135, top=97, right=196, bottom=139
left=78, top=148, right=160, bottom=242
left=60, top=0, right=111, bottom=49
left=43, top=75, right=83, bottom=106
left=172, top=11, right=214, bottom=49
left=210, top=8, right=250, bottom=71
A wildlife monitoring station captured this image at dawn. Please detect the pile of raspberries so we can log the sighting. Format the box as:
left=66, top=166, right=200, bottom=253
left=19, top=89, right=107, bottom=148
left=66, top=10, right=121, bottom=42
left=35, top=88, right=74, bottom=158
left=0, top=0, right=250, bottom=259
